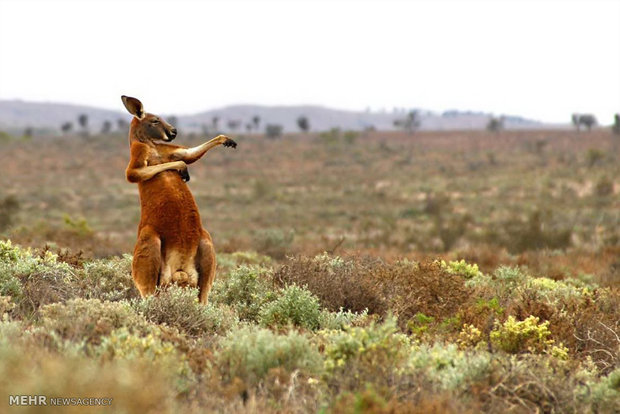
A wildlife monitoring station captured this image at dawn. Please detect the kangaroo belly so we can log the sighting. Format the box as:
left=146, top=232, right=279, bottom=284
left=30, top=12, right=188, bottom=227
left=137, top=172, right=202, bottom=288
left=137, top=172, right=203, bottom=236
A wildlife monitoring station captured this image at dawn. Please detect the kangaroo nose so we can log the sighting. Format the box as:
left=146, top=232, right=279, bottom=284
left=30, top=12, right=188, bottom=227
left=170, top=128, right=177, bottom=138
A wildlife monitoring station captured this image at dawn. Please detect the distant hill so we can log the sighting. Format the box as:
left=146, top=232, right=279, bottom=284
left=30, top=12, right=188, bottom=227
left=0, top=100, right=125, bottom=134
left=0, top=99, right=556, bottom=135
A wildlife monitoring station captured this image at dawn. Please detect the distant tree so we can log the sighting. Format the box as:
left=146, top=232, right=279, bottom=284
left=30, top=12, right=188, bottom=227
left=212, top=116, right=220, bottom=132
left=61, top=122, right=73, bottom=133
left=613, top=114, right=620, bottom=135
left=265, top=124, right=283, bottom=139
left=572, top=113, right=597, bottom=132
left=580, top=115, right=597, bottom=131
left=393, top=110, right=421, bottom=134
left=101, top=120, right=112, bottom=134
left=227, top=120, right=241, bottom=132
left=297, top=116, right=310, bottom=133
left=201, top=124, right=211, bottom=136
left=78, top=114, right=88, bottom=129
left=117, top=119, right=129, bottom=132
left=78, top=113, right=89, bottom=137
left=23, top=127, right=33, bottom=138
left=252, top=115, right=260, bottom=131
left=486, top=116, right=504, bottom=133
left=245, top=123, right=253, bottom=134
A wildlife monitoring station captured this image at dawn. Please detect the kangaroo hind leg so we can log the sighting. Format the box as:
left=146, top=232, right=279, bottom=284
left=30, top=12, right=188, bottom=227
left=132, top=226, right=161, bottom=298
left=196, top=230, right=216, bottom=305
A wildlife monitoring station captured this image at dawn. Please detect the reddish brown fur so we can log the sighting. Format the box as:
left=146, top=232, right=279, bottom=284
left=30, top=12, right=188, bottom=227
left=122, top=96, right=236, bottom=304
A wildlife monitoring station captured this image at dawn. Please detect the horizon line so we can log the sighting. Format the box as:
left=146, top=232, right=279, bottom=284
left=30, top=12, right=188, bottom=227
left=0, top=97, right=565, bottom=124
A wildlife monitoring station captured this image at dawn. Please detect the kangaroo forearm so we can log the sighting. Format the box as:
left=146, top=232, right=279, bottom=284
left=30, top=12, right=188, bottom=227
left=173, top=135, right=237, bottom=164
left=183, top=139, right=222, bottom=164
left=126, top=161, right=183, bottom=183
left=173, top=135, right=229, bottom=164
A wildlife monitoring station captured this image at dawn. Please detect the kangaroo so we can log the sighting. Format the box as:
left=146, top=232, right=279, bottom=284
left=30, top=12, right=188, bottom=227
left=121, top=95, right=236, bottom=304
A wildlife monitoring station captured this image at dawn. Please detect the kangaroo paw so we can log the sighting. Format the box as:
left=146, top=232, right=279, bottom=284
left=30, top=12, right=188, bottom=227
left=223, top=138, right=237, bottom=148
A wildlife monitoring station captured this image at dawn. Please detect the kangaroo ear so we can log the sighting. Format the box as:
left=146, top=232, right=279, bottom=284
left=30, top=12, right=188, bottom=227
left=121, top=95, right=145, bottom=119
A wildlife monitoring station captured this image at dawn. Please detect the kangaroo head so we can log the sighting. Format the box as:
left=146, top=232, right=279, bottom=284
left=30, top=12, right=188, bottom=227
left=121, top=95, right=177, bottom=142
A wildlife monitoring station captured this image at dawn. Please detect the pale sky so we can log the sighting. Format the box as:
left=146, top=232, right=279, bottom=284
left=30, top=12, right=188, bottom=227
left=0, top=0, right=618, bottom=123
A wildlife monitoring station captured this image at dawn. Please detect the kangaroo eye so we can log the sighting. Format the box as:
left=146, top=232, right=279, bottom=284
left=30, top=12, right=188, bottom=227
left=152, top=120, right=160, bottom=124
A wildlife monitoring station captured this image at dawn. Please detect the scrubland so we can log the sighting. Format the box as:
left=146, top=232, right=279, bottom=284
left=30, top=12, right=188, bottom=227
left=0, top=129, right=618, bottom=412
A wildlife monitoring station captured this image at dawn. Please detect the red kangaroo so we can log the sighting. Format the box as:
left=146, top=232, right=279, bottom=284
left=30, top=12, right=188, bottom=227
left=121, top=95, right=236, bottom=304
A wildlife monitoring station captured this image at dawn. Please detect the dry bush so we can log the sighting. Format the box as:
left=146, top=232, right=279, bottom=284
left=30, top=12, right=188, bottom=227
left=474, top=355, right=620, bottom=413
left=36, top=245, right=85, bottom=268
left=275, top=254, right=471, bottom=328
left=330, top=388, right=463, bottom=414
left=381, top=260, right=470, bottom=326
left=553, top=290, right=620, bottom=374
left=274, top=254, right=385, bottom=315
left=16, top=269, right=80, bottom=319
left=458, top=244, right=511, bottom=274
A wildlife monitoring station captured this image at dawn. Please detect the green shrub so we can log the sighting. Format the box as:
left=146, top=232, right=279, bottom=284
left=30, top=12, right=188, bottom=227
left=95, top=327, right=195, bottom=393
left=457, top=324, right=485, bottom=349
left=322, top=316, right=411, bottom=374
left=40, top=298, right=147, bottom=347
left=408, top=343, right=491, bottom=390
left=0, top=241, right=30, bottom=300
left=319, top=308, right=370, bottom=330
left=490, top=315, right=567, bottom=358
left=134, top=285, right=238, bottom=337
left=258, top=284, right=321, bottom=330
left=407, top=312, right=435, bottom=336
left=0, top=241, right=79, bottom=318
left=81, top=254, right=138, bottom=301
left=466, top=266, right=525, bottom=296
left=526, top=277, right=593, bottom=304
left=578, top=369, right=620, bottom=412
left=495, top=266, right=527, bottom=284
left=440, top=259, right=482, bottom=279
left=216, top=325, right=322, bottom=387
left=0, top=341, right=176, bottom=413
left=0, top=266, right=22, bottom=301
left=211, top=265, right=276, bottom=322
left=96, top=327, right=178, bottom=362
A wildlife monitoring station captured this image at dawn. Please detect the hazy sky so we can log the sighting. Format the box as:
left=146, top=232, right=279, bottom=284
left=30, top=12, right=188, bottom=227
left=0, top=0, right=618, bottom=123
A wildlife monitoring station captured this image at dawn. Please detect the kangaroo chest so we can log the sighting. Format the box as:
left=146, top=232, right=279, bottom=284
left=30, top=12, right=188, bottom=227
left=145, top=147, right=166, bottom=166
